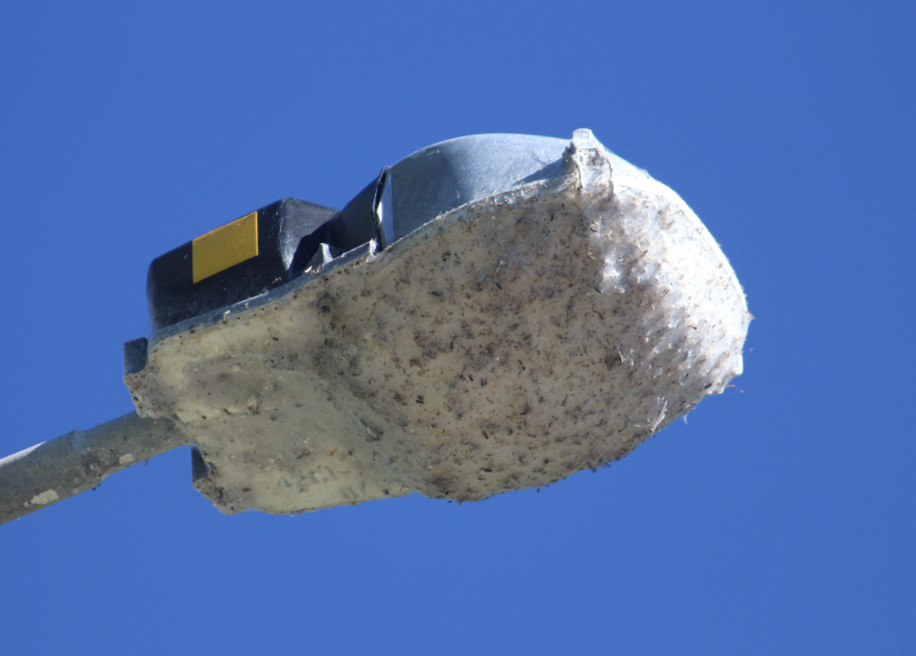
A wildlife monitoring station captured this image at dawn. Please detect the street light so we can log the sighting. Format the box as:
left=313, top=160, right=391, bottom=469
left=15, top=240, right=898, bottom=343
left=0, top=129, right=750, bottom=524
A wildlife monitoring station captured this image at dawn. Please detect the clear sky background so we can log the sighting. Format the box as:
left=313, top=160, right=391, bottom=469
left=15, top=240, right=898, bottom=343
left=1, top=2, right=913, bottom=654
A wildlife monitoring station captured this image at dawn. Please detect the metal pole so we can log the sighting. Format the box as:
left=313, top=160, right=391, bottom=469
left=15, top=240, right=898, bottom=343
left=0, top=412, right=189, bottom=525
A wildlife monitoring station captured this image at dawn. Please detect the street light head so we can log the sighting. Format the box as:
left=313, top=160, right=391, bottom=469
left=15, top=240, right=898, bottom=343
left=124, top=129, right=750, bottom=516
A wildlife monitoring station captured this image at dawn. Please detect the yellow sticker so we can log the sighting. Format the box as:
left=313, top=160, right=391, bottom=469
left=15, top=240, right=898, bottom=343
left=192, top=211, right=259, bottom=283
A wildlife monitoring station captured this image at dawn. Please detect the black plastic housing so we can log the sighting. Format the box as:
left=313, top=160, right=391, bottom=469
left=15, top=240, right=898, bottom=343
left=146, top=173, right=388, bottom=333
left=147, top=198, right=337, bottom=332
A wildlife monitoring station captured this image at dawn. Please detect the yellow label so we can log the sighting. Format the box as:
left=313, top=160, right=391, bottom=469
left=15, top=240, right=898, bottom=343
left=192, top=211, right=259, bottom=283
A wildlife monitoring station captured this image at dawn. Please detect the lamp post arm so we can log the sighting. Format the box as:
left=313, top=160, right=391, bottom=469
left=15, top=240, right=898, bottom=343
left=0, top=413, right=189, bottom=525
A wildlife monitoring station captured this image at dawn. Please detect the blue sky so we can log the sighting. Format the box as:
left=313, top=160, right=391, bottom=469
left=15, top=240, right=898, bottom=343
left=1, top=1, right=913, bottom=653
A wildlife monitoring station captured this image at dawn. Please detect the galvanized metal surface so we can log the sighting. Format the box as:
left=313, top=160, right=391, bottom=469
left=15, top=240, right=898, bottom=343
left=125, top=130, right=750, bottom=516
left=379, top=132, right=647, bottom=243
left=0, top=413, right=188, bottom=524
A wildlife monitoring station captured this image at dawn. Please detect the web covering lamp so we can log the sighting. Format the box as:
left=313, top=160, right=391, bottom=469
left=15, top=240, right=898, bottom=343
left=0, top=129, right=750, bottom=523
